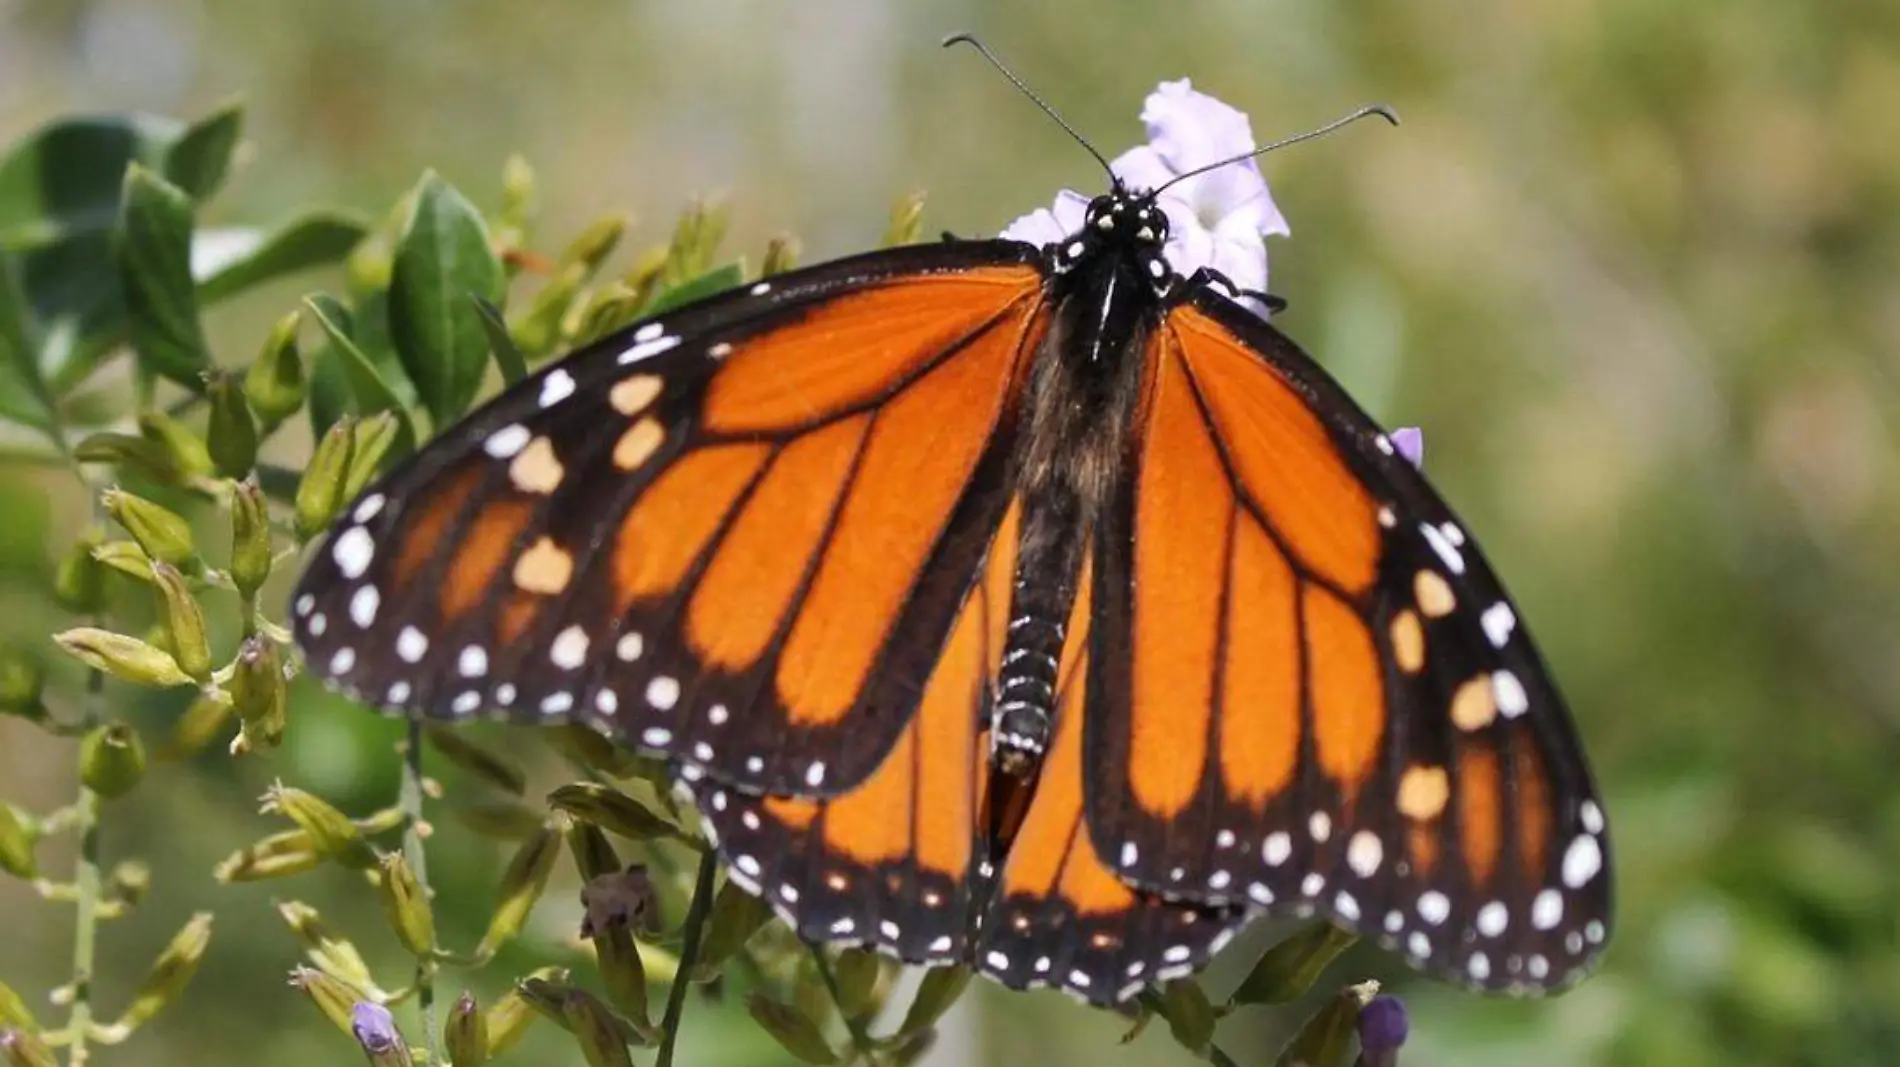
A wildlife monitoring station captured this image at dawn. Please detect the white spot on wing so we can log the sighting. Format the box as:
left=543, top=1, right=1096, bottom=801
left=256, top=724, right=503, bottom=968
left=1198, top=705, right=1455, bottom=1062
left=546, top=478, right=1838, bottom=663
left=1562, top=834, right=1602, bottom=888
left=646, top=676, right=679, bottom=710
left=349, top=586, right=380, bottom=628
left=1481, top=602, right=1517, bottom=648
left=1531, top=889, right=1563, bottom=930
left=618, top=335, right=680, bottom=364
left=550, top=626, right=590, bottom=670
left=483, top=424, right=531, bottom=458
left=352, top=494, right=385, bottom=523
left=458, top=645, right=487, bottom=677
left=538, top=369, right=576, bottom=407
left=1493, top=671, right=1530, bottom=717
left=1420, top=522, right=1466, bottom=575
left=333, top=527, right=374, bottom=579
left=396, top=626, right=428, bottom=663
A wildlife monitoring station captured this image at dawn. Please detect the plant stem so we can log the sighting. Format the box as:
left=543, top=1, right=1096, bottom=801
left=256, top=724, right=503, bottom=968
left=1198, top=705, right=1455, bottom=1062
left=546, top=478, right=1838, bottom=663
left=398, top=719, right=439, bottom=1063
left=812, top=949, right=881, bottom=1067
left=62, top=785, right=102, bottom=1067
left=654, top=848, right=718, bottom=1067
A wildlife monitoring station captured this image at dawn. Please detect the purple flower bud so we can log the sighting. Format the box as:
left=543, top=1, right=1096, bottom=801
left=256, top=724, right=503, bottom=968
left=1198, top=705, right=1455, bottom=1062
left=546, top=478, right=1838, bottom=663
left=1390, top=427, right=1424, bottom=469
left=1355, top=994, right=1409, bottom=1067
left=351, top=1002, right=402, bottom=1054
left=580, top=864, right=657, bottom=939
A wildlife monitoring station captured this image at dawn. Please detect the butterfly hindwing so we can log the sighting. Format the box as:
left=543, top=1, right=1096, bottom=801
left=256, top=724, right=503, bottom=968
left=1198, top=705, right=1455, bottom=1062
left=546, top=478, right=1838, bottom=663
left=1082, top=291, right=1611, bottom=992
left=292, top=242, right=1047, bottom=798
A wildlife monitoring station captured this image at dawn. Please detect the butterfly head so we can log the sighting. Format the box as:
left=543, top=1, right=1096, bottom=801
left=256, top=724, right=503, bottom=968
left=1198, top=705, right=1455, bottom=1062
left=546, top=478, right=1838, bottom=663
left=1048, top=191, right=1174, bottom=292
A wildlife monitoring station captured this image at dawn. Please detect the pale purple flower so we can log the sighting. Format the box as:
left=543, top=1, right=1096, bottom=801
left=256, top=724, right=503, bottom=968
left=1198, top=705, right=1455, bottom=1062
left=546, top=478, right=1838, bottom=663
left=1391, top=426, right=1424, bottom=468
left=351, top=1002, right=411, bottom=1066
left=1003, top=79, right=1290, bottom=312
left=1354, top=993, right=1409, bottom=1067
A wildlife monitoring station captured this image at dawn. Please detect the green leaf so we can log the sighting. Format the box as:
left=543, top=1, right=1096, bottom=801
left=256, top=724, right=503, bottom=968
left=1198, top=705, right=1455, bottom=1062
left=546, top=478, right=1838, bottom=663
left=644, top=262, right=743, bottom=316
left=386, top=172, right=505, bottom=426
left=1230, top=922, right=1359, bottom=1007
left=0, top=251, right=54, bottom=439
left=471, top=296, right=527, bottom=385
left=197, top=211, right=369, bottom=305
left=115, top=165, right=209, bottom=387
left=303, top=294, right=416, bottom=457
left=1154, top=981, right=1217, bottom=1056
left=162, top=100, right=244, bottom=202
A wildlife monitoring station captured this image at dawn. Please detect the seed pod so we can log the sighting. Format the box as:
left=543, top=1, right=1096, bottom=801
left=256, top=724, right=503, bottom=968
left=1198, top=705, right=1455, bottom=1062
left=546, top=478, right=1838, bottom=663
left=149, top=562, right=211, bottom=682
left=103, top=489, right=197, bottom=570
left=229, top=480, right=272, bottom=599
left=245, top=310, right=306, bottom=431
left=116, top=912, right=213, bottom=1031
left=376, top=852, right=435, bottom=958
left=78, top=724, right=148, bottom=798
left=295, top=418, right=355, bottom=540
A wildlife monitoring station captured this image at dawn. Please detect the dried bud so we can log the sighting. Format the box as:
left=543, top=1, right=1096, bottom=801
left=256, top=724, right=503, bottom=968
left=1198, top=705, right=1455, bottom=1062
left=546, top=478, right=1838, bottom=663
left=423, top=725, right=525, bottom=796
left=276, top=900, right=380, bottom=993
left=288, top=966, right=361, bottom=1035
left=1355, top=994, right=1408, bottom=1067
left=0, top=646, right=45, bottom=722
left=485, top=967, right=566, bottom=1056
left=692, top=882, right=774, bottom=980
left=245, top=310, right=306, bottom=431
left=345, top=412, right=402, bottom=500
left=78, top=724, right=148, bottom=799
left=0, top=1029, right=56, bottom=1067
left=53, top=528, right=110, bottom=614
left=760, top=234, right=800, bottom=277
left=883, top=191, right=928, bottom=247
left=103, top=489, right=197, bottom=570
left=562, top=989, right=638, bottom=1067
left=560, top=213, right=630, bottom=273
left=295, top=418, right=355, bottom=540
left=351, top=1002, right=413, bottom=1067
left=894, top=965, right=971, bottom=1039
left=444, top=991, right=489, bottom=1067
left=830, top=949, right=884, bottom=1020
left=478, top=826, right=561, bottom=957
left=55, top=628, right=193, bottom=688
left=116, top=912, right=213, bottom=1031
left=594, top=923, right=648, bottom=1028
left=261, top=784, right=381, bottom=870
left=1156, top=979, right=1217, bottom=1056
left=580, top=865, right=656, bottom=939
left=215, top=828, right=324, bottom=882
left=229, top=480, right=272, bottom=599
left=0, top=805, right=36, bottom=880
left=547, top=782, right=677, bottom=842
left=377, top=852, right=436, bottom=958
left=229, top=635, right=287, bottom=748
left=545, top=726, right=648, bottom=780
left=746, top=994, right=838, bottom=1066
left=149, top=561, right=211, bottom=682
left=137, top=411, right=214, bottom=478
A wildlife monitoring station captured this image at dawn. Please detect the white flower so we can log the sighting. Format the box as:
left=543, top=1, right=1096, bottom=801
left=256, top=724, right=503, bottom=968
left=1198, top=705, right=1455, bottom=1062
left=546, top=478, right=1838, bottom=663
left=1002, top=78, right=1290, bottom=309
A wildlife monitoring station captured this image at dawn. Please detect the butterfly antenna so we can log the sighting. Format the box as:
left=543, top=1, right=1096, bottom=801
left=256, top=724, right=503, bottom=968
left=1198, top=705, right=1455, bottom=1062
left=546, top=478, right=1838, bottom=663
left=1154, top=103, right=1400, bottom=195
left=943, top=33, right=1116, bottom=183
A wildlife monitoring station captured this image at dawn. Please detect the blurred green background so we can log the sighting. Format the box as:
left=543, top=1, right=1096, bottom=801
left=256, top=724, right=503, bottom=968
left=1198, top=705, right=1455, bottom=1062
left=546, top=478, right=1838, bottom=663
left=3, top=1, right=1899, bottom=1065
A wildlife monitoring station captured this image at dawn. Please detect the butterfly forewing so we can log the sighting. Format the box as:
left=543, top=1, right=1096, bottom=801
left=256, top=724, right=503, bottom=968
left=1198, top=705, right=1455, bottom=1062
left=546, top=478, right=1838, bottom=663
left=1082, top=299, right=1611, bottom=992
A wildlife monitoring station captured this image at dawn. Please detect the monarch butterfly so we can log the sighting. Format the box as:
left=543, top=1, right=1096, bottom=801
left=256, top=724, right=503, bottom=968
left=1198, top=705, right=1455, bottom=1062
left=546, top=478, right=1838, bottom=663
left=291, top=41, right=1611, bottom=1006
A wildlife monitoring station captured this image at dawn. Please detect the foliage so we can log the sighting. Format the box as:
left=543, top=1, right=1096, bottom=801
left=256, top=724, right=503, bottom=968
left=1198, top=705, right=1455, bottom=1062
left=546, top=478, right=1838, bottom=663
left=0, top=102, right=1404, bottom=1067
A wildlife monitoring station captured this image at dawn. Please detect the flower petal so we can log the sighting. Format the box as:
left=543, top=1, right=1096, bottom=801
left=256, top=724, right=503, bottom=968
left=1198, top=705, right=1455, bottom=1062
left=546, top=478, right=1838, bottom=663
left=1109, top=144, right=1175, bottom=193
left=999, top=188, right=1090, bottom=244
left=1141, top=79, right=1259, bottom=175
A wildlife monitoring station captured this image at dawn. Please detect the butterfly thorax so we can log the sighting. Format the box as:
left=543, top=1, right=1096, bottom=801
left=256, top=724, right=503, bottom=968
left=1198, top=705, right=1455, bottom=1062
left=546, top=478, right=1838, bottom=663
left=992, top=192, right=1172, bottom=775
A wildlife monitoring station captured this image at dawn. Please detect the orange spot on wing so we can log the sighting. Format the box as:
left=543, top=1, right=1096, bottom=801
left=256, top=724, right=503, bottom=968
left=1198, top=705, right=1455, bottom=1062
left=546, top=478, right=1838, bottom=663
left=439, top=499, right=534, bottom=622
left=773, top=315, right=1027, bottom=727
left=983, top=500, right=1023, bottom=667
left=1304, top=585, right=1385, bottom=798
left=1128, top=345, right=1225, bottom=818
left=1408, top=821, right=1441, bottom=878
left=497, top=592, right=539, bottom=645
left=763, top=795, right=818, bottom=832
left=612, top=443, right=771, bottom=609
left=1169, top=312, right=1379, bottom=593
left=823, top=727, right=915, bottom=865
left=685, top=417, right=869, bottom=671
left=908, top=566, right=988, bottom=877
left=1458, top=743, right=1504, bottom=887
left=394, top=468, right=480, bottom=589
left=1513, top=740, right=1552, bottom=879
left=703, top=271, right=1039, bottom=434
left=1220, top=517, right=1301, bottom=805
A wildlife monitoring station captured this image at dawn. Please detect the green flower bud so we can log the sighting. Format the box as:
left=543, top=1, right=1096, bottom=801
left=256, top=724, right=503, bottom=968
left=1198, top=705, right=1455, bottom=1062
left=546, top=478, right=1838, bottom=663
left=571, top=283, right=645, bottom=346
left=423, top=724, right=525, bottom=796
left=377, top=852, right=435, bottom=958
left=229, top=480, right=273, bottom=599
left=544, top=726, right=648, bottom=780
left=620, top=244, right=669, bottom=309
left=0, top=977, right=37, bottom=1030
left=345, top=412, right=401, bottom=500
left=883, top=190, right=928, bottom=247
left=830, top=949, right=884, bottom=1020
left=746, top=994, right=839, bottom=1066
left=149, top=561, right=211, bottom=682
left=78, top=723, right=148, bottom=799
left=0, top=804, right=37, bottom=880
left=54, top=628, right=193, bottom=688
left=0, top=1028, right=57, bottom=1067
left=137, top=411, right=213, bottom=479
left=594, top=925, right=648, bottom=1028
left=245, top=310, right=306, bottom=431
left=664, top=199, right=728, bottom=286
left=692, top=882, right=774, bottom=980
left=229, top=635, right=286, bottom=734
left=261, top=784, right=381, bottom=870
left=478, top=826, right=561, bottom=958
left=275, top=900, right=379, bottom=993
left=761, top=234, right=800, bottom=277
left=444, top=991, right=488, bottom=1067
left=287, top=966, right=362, bottom=1036
left=1155, top=979, right=1217, bottom=1056
left=214, top=828, right=324, bottom=882
left=546, top=783, right=677, bottom=842
left=1230, top=921, right=1359, bottom=1007
left=0, top=645, right=45, bottom=721
left=205, top=371, right=259, bottom=478
left=485, top=967, right=565, bottom=1057
left=559, top=213, right=630, bottom=274
left=894, top=965, right=971, bottom=1039
left=106, top=859, right=152, bottom=911
left=500, top=154, right=537, bottom=233
left=52, top=528, right=110, bottom=615
left=1274, top=980, right=1379, bottom=1067
left=72, top=433, right=183, bottom=485
left=515, top=263, right=586, bottom=356
left=567, top=823, right=623, bottom=885
left=452, top=799, right=546, bottom=840
left=563, top=988, right=639, bottom=1067
left=102, top=489, right=197, bottom=570
left=158, top=693, right=233, bottom=760
left=116, top=912, right=213, bottom=1032
left=295, top=418, right=355, bottom=540
left=90, top=541, right=156, bottom=583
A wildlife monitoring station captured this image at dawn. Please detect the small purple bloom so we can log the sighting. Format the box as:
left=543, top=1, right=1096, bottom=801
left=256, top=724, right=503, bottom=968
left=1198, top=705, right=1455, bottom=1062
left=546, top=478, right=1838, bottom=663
left=351, top=1001, right=402, bottom=1054
left=1390, top=427, right=1424, bottom=469
left=1354, top=994, right=1409, bottom=1067
left=1002, top=79, right=1289, bottom=314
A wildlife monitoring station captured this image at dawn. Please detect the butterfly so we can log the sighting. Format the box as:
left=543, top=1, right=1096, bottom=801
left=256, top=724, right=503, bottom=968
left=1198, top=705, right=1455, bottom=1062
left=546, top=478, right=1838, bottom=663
left=290, top=67, right=1611, bottom=1008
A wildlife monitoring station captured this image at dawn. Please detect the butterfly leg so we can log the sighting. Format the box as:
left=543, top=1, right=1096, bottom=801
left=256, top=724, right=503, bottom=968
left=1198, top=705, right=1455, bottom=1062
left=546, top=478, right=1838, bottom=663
left=1180, top=267, right=1287, bottom=314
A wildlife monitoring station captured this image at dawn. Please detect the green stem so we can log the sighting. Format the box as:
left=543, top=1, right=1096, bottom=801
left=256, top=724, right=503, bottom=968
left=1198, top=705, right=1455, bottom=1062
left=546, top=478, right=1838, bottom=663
left=398, top=720, right=440, bottom=1064
left=63, top=786, right=102, bottom=1067
left=811, top=949, right=881, bottom=1067
left=654, top=849, right=718, bottom=1067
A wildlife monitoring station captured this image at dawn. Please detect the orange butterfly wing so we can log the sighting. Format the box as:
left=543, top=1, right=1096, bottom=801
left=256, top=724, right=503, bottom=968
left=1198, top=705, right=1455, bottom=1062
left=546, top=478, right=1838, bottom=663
left=292, top=246, right=1047, bottom=798
left=1083, top=297, right=1612, bottom=992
